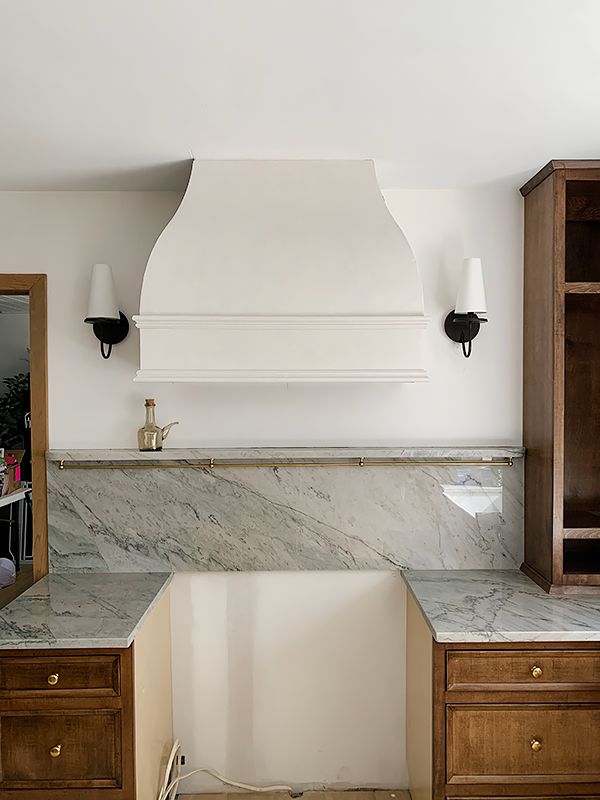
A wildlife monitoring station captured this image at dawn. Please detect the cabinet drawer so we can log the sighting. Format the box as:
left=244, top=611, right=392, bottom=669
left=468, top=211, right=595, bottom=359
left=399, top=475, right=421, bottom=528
left=0, top=709, right=121, bottom=789
left=0, top=655, right=120, bottom=697
left=447, top=704, right=600, bottom=784
left=447, top=650, right=600, bottom=692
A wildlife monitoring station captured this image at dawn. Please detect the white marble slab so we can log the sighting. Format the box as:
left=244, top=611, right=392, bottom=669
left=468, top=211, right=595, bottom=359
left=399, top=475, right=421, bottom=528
left=0, top=573, right=172, bottom=649
left=47, top=453, right=524, bottom=572
left=48, top=446, right=524, bottom=464
left=403, top=569, right=600, bottom=642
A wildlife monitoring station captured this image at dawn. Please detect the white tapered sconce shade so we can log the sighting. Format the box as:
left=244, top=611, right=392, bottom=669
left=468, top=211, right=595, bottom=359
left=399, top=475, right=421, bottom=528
left=455, top=258, right=487, bottom=315
left=444, top=257, right=488, bottom=358
left=84, top=263, right=129, bottom=359
left=85, top=263, right=119, bottom=323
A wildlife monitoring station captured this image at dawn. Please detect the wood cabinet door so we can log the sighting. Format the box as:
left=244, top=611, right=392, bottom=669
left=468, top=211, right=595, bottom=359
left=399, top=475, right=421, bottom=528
left=447, top=704, right=600, bottom=785
left=0, top=709, right=121, bottom=789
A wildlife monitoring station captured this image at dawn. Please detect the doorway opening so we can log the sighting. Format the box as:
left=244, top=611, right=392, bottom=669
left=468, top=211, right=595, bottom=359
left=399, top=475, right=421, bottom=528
left=0, top=275, right=47, bottom=607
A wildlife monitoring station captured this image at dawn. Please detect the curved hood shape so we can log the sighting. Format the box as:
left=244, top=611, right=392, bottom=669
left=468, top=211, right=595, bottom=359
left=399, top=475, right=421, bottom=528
left=133, top=160, right=429, bottom=382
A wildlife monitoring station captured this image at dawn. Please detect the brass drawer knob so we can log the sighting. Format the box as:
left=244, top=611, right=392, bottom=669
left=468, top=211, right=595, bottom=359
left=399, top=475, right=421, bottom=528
left=531, top=738, right=542, bottom=752
left=49, top=744, right=62, bottom=758
left=47, top=673, right=59, bottom=686
left=531, top=665, right=543, bottom=679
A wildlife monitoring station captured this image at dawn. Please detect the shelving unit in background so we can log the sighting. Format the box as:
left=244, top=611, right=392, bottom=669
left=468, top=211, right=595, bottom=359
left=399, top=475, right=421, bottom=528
left=0, top=487, right=29, bottom=510
left=521, top=162, right=600, bottom=592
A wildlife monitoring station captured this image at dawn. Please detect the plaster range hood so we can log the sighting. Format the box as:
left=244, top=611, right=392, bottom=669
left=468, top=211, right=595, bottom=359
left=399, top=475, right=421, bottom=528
left=133, top=160, right=429, bottom=382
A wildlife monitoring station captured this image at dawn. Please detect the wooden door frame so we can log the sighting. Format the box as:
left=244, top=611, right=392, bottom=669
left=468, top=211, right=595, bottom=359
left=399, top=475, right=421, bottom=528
left=0, top=275, right=48, bottom=580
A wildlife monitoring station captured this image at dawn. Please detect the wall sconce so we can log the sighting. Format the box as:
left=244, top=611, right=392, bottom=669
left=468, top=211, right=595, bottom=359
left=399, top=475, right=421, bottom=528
left=444, top=257, right=487, bottom=358
left=84, top=263, right=130, bottom=359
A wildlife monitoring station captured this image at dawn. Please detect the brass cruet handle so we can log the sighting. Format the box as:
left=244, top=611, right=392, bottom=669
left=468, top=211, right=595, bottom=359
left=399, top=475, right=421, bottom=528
left=49, top=744, right=62, bottom=758
left=531, top=738, right=542, bottom=752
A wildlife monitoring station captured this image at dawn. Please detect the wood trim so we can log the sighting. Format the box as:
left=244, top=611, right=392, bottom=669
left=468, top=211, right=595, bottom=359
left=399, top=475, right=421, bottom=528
left=432, top=640, right=446, bottom=800
left=520, top=160, right=600, bottom=196
left=551, top=171, right=566, bottom=586
left=442, top=641, right=600, bottom=652
left=0, top=274, right=48, bottom=581
left=522, top=172, right=559, bottom=586
left=520, top=562, right=552, bottom=594
left=561, top=573, right=600, bottom=586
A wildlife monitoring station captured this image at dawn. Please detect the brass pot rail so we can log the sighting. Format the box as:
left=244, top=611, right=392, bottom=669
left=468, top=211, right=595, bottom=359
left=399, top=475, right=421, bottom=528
left=56, top=457, right=514, bottom=471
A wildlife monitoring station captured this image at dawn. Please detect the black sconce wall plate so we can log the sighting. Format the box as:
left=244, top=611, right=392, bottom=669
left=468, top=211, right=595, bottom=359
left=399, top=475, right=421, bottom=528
left=91, top=312, right=130, bottom=359
left=444, top=311, right=487, bottom=358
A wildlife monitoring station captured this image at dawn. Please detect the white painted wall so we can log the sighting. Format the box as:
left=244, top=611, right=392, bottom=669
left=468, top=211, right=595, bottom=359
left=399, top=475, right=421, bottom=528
left=0, top=186, right=523, bottom=449
left=171, top=572, right=406, bottom=791
left=0, top=184, right=523, bottom=790
left=0, top=312, right=29, bottom=394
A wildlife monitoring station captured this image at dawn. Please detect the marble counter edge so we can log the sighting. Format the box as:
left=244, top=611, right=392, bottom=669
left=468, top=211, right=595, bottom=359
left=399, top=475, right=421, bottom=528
left=0, top=573, right=173, bottom=650
left=47, top=446, right=526, bottom=464
left=118, top=571, right=173, bottom=648
left=427, top=630, right=600, bottom=643
left=401, top=570, right=600, bottom=643
left=402, top=573, right=442, bottom=641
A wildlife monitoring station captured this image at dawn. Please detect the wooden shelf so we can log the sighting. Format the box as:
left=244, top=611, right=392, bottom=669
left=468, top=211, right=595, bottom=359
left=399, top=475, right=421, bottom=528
left=563, top=509, right=600, bottom=538
left=565, top=282, right=600, bottom=293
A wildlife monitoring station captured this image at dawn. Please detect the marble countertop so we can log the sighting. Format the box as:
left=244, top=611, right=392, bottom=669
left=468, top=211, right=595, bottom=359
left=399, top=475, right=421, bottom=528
left=403, top=569, right=600, bottom=642
left=0, top=572, right=172, bottom=649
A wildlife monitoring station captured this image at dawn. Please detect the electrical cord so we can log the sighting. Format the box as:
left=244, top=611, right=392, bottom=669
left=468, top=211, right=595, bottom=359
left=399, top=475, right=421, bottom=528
left=157, top=740, right=301, bottom=800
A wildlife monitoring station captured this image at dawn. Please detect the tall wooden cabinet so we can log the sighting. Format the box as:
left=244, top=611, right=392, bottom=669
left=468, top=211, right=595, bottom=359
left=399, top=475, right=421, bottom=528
left=521, top=160, right=600, bottom=593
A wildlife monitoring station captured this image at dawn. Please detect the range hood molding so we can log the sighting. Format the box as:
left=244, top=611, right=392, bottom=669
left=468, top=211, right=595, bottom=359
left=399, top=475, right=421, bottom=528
left=134, top=160, right=429, bottom=383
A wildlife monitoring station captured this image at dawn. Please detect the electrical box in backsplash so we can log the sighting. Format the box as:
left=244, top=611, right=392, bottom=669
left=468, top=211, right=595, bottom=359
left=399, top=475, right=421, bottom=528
left=46, top=448, right=524, bottom=573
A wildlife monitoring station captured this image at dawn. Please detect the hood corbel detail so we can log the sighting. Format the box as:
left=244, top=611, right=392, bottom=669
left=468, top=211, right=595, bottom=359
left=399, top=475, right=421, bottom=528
left=133, top=160, right=429, bottom=382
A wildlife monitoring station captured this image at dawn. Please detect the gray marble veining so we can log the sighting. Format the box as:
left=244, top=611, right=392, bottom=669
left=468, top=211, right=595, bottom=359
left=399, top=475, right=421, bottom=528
left=403, top=569, right=600, bottom=642
left=47, top=448, right=524, bottom=573
left=0, top=573, right=172, bottom=649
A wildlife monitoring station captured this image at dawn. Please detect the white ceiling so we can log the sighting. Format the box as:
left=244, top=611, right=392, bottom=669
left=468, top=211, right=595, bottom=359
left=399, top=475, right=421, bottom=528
left=1, top=0, right=600, bottom=191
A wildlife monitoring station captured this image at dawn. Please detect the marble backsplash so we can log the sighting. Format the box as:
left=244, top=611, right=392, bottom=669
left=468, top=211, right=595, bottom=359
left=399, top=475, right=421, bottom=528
left=47, top=447, right=524, bottom=573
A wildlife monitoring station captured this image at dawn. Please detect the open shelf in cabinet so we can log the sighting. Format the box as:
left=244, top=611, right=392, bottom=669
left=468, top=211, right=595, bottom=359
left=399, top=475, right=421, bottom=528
left=563, top=540, right=600, bottom=575
left=563, top=293, right=600, bottom=557
left=566, top=181, right=600, bottom=282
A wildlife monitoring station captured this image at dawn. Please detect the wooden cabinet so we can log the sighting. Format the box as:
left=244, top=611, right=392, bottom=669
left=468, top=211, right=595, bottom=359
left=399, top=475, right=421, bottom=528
left=521, top=160, right=600, bottom=593
left=0, top=588, right=172, bottom=799
left=406, top=593, right=600, bottom=800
